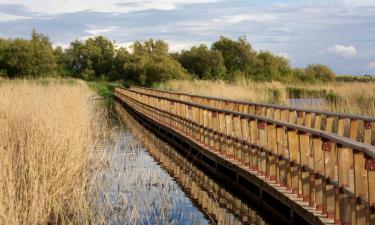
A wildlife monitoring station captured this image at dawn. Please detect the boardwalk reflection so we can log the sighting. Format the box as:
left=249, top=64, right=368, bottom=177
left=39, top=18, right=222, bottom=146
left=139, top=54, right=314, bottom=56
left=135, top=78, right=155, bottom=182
left=116, top=102, right=269, bottom=225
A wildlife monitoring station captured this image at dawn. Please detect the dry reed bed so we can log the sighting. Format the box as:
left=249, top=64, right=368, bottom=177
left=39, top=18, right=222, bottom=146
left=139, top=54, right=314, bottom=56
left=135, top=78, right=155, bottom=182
left=0, top=79, right=110, bottom=225
left=157, top=79, right=375, bottom=116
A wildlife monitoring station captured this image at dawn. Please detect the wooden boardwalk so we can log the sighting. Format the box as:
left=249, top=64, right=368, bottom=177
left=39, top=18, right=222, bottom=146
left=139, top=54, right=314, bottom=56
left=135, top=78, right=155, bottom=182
left=114, top=87, right=375, bottom=225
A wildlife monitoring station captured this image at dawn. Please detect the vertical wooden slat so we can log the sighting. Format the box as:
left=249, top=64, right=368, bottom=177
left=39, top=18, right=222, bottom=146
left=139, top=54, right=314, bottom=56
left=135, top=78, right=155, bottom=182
left=300, top=133, right=311, bottom=203
left=353, top=151, right=368, bottom=225
left=233, top=116, right=242, bottom=162
left=363, top=121, right=372, bottom=144
left=258, top=121, right=267, bottom=176
left=219, top=113, right=226, bottom=155
left=367, top=159, right=375, bottom=225
left=323, top=141, right=335, bottom=219
left=305, top=112, right=313, bottom=128
left=277, top=125, right=287, bottom=186
left=288, top=130, right=299, bottom=195
left=349, top=119, right=359, bottom=141
left=325, top=116, right=334, bottom=133
left=267, top=124, right=277, bottom=181
left=249, top=120, right=259, bottom=171
left=338, top=146, right=352, bottom=224
left=225, top=114, right=235, bottom=158
left=241, top=118, right=250, bottom=166
left=313, top=137, right=324, bottom=212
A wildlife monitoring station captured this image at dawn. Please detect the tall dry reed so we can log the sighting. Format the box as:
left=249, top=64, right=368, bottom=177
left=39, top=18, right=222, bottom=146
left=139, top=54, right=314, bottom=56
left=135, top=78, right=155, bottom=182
left=157, top=79, right=287, bottom=104
left=157, top=79, right=375, bottom=116
left=0, top=79, right=110, bottom=225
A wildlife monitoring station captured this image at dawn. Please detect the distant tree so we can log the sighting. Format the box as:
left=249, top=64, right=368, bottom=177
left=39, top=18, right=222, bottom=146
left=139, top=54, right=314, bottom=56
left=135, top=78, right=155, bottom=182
left=178, top=44, right=226, bottom=80
left=0, top=38, right=8, bottom=76
left=109, top=47, right=132, bottom=81
left=212, top=36, right=257, bottom=79
left=1, top=39, right=33, bottom=78
left=305, top=64, right=335, bottom=82
left=124, top=39, right=188, bottom=86
left=29, top=30, right=56, bottom=77
left=62, top=36, right=115, bottom=80
left=85, top=36, right=115, bottom=79
left=255, top=51, right=291, bottom=81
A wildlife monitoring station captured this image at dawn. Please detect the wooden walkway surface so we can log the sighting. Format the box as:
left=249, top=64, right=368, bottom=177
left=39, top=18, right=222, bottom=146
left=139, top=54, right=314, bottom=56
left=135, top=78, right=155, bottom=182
left=114, top=87, right=375, bottom=225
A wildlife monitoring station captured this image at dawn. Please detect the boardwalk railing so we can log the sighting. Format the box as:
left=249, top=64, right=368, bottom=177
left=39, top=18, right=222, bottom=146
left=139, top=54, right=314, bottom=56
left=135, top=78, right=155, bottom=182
left=115, top=87, right=375, bottom=225
left=130, top=86, right=375, bottom=145
left=117, top=105, right=270, bottom=224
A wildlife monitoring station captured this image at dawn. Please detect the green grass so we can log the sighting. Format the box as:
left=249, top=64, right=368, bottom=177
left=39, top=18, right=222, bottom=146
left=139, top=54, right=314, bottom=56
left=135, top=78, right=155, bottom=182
left=87, top=81, right=124, bottom=110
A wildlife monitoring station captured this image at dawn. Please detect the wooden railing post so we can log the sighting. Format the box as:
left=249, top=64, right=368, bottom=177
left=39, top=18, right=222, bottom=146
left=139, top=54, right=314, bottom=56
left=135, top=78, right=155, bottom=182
left=288, top=129, right=300, bottom=195
left=267, top=124, right=277, bottom=181
left=233, top=116, right=242, bottom=162
left=364, top=121, right=373, bottom=144
left=218, top=112, right=226, bottom=155
left=241, top=118, right=250, bottom=167
left=249, top=120, right=259, bottom=171
left=300, top=132, right=311, bottom=203
left=212, top=112, right=220, bottom=152
left=323, top=141, right=335, bottom=219
left=225, top=114, right=235, bottom=158
left=313, top=137, right=324, bottom=212
left=337, top=146, right=352, bottom=224
left=367, top=159, right=375, bottom=224
left=258, top=121, right=267, bottom=176
left=353, top=150, right=367, bottom=225
left=276, top=125, right=287, bottom=186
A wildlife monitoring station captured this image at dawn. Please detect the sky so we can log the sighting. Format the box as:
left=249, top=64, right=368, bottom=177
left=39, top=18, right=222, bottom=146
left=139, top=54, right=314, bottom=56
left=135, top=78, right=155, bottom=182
left=0, top=0, right=374, bottom=75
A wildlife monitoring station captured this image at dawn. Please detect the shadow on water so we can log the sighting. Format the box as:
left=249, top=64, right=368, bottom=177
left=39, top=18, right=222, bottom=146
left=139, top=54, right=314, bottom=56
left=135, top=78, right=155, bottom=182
left=108, top=102, right=273, bottom=225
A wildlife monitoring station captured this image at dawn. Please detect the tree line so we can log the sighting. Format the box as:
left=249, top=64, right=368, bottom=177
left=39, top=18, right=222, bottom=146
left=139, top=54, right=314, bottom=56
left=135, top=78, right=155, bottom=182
left=0, top=31, right=336, bottom=85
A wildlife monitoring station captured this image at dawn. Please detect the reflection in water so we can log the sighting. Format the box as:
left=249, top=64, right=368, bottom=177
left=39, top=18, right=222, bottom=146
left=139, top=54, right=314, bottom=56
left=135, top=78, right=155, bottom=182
left=112, top=102, right=269, bottom=225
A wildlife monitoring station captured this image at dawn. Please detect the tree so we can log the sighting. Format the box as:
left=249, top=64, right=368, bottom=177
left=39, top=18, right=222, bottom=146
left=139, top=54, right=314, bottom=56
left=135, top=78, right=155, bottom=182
left=255, top=51, right=291, bottom=81
left=110, top=47, right=132, bottom=81
left=2, top=39, right=33, bottom=78
left=212, top=36, right=257, bottom=79
left=0, top=31, right=56, bottom=78
left=305, top=64, right=336, bottom=82
left=62, top=36, right=116, bottom=80
left=29, top=30, right=56, bottom=77
left=178, top=44, right=226, bottom=80
left=124, top=39, right=188, bottom=86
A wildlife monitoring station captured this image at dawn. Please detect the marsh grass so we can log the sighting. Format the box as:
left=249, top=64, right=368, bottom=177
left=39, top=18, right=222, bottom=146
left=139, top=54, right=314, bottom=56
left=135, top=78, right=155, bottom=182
left=157, top=79, right=375, bottom=116
left=0, top=79, right=111, bottom=225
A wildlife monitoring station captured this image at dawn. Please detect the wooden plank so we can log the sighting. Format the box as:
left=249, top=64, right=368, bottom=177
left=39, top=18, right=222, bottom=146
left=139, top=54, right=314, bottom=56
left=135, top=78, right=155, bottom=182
left=313, top=137, right=324, bottom=212
left=258, top=121, right=268, bottom=176
left=337, top=146, right=351, bottom=224
left=288, top=130, right=300, bottom=195
left=233, top=116, right=242, bottom=161
left=277, top=126, right=287, bottom=186
left=267, top=124, right=277, bottom=181
left=225, top=114, right=235, bottom=158
left=241, top=118, right=250, bottom=166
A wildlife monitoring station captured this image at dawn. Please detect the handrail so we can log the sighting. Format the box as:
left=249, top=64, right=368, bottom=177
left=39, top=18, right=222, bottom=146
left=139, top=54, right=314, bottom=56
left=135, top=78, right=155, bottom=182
left=130, top=86, right=375, bottom=145
left=130, top=86, right=375, bottom=122
left=120, top=88, right=375, bottom=158
left=115, top=86, right=375, bottom=225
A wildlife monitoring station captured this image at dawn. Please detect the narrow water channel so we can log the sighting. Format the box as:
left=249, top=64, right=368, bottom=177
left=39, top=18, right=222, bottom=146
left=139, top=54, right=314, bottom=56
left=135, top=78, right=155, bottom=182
left=105, top=102, right=273, bottom=225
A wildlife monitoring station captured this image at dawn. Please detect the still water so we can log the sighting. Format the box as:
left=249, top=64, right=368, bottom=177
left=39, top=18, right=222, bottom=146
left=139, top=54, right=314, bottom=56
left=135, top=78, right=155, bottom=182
left=103, top=102, right=271, bottom=225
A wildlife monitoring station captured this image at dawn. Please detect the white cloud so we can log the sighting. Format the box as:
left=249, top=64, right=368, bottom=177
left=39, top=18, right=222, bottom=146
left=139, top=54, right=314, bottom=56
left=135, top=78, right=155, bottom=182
left=85, top=25, right=118, bottom=35
left=327, top=45, right=357, bottom=59
left=167, top=40, right=208, bottom=52
left=0, top=12, right=30, bottom=22
left=368, top=62, right=375, bottom=69
left=276, top=52, right=290, bottom=59
left=214, top=14, right=277, bottom=24
left=1, top=0, right=219, bottom=14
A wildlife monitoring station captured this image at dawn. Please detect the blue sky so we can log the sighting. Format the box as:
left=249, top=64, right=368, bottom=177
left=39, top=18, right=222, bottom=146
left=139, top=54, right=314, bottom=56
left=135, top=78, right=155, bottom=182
left=0, top=0, right=374, bottom=75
